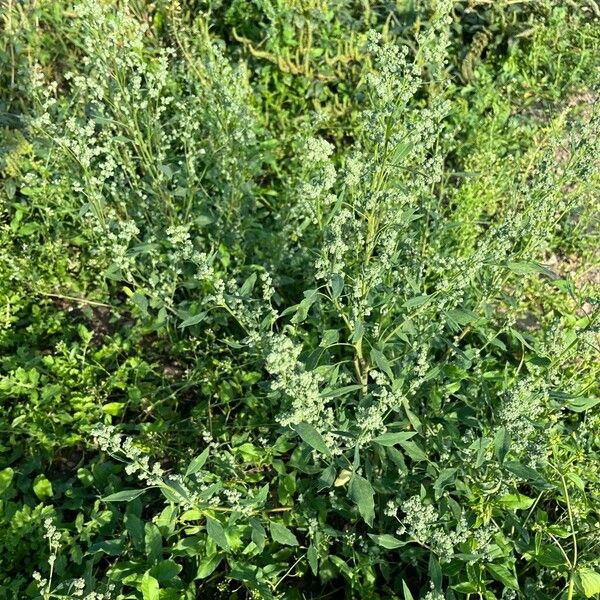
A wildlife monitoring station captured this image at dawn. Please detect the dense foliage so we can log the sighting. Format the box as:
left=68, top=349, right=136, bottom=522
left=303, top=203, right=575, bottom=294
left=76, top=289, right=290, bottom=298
left=1, top=0, right=599, bottom=598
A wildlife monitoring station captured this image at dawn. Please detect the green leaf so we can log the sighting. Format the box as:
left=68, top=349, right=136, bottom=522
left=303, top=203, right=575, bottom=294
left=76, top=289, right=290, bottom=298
left=504, top=461, right=553, bottom=490
left=494, top=427, right=511, bottom=465
left=474, top=437, right=490, bottom=468
left=575, top=568, right=600, bottom=597
left=321, top=384, right=362, bottom=398
left=331, top=274, right=344, bottom=299
left=0, top=467, right=14, bottom=495
left=102, top=402, right=125, bottom=416
left=403, top=295, right=429, bottom=308
left=179, top=311, right=207, bottom=329
left=402, top=580, right=415, bottom=600
left=185, top=448, right=210, bottom=477
left=33, top=474, right=53, bottom=500
left=565, top=397, right=600, bottom=412
left=452, top=582, right=479, bottom=593
left=447, top=308, right=479, bottom=325
left=103, top=489, right=145, bottom=502
left=350, top=320, right=364, bottom=343
left=433, top=468, right=457, bottom=497
left=89, top=538, right=125, bottom=555
left=368, top=534, right=406, bottom=549
left=141, top=572, right=160, bottom=600
left=531, top=544, right=568, bottom=568
left=292, top=422, right=331, bottom=457
left=317, top=464, right=337, bottom=491
left=125, top=513, right=144, bottom=549
left=307, top=544, right=318, bottom=575
left=348, top=474, right=375, bottom=527
left=131, top=292, right=148, bottom=316
left=507, top=261, right=557, bottom=278
left=206, top=516, right=229, bottom=550
left=250, top=518, right=266, bottom=552
left=429, top=555, right=442, bottom=590
left=319, top=329, right=339, bottom=347
left=270, top=521, right=299, bottom=546
left=291, top=290, right=318, bottom=324
left=497, top=493, right=535, bottom=510
left=145, top=523, right=163, bottom=562
left=372, top=431, right=417, bottom=446
left=486, top=563, right=519, bottom=590
left=240, top=272, right=257, bottom=297
left=510, top=327, right=534, bottom=350
left=370, top=348, right=394, bottom=380
left=150, top=559, right=182, bottom=583
left=398, top=440, right=428, bottom=462
left=197, top=554, right=222, bottom=579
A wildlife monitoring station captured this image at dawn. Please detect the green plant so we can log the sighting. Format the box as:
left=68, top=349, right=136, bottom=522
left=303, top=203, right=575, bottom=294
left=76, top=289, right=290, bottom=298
left=1, top=0, right=599, bottom=598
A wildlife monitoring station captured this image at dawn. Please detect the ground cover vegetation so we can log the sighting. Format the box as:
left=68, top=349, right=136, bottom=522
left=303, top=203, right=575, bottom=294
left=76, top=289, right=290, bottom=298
left=0, top=0, right=599, bottom=598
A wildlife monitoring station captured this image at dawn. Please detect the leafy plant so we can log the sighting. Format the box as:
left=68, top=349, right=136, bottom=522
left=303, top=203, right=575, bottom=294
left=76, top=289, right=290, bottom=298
left=0, top=0, right=599, bottom=598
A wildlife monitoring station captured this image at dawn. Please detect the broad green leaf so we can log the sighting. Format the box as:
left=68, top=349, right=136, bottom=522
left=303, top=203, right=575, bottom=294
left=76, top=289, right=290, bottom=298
left=372, top=431, right=417, bottom=446
left=447, top=308, right=479, bottom=325
left=240, top=272, right=257, bottom=296
left=125, top=513, right=144, bottom=549
left=141, top=572, right=160, bottom=600
left=270, top=521, right=299, bottom=546
left=89, top=538, right=125, bottom=556
left=317, top=464, right=337, bottom=491
left=102, top=402, right=125, bottom=416
left=103, top=489, right=145, bottom=502
left=504, top=461, right=553, bottom=490
left=348, top=474, right=375, bottom=527
left=33, top=475, right=53, bottom=500
left=185, top=448, right=210, bottom=477
left=398, top=440, right=428, bottom=462
left=145, top=523, right=163, bottom=562
left=429, top=555, right=442, bottom=590
left=0, top=467, right=14, bottom=495
left=474, top=437, right=490, bottom=468
left=565, top=397, right=600, bottom=412
left=497, top=493, right=535, bottom=510
left=197, top=554, right=222, bottom=579
left=486, top=563, right=519, bottom=590
left=179, top=312, right=207, bottom=329
left=291, top=290, right=318, bottom=324
left=292, top=422, right=331, bottom=457
left=433, top=468, right=457, bottom=497
left=370, top=348, right=394, bottom=381
left=206, top=516, right=229, bottom=550
left=331, top=274, right=344, bottom=298
left=531, top=544, right=568, bottom=568
left=307, top=544, right=318, bottom=575
left=131, top=292, right=148, bottom=315
left=575, top=567, right=600, bottom=598
left=321, top=384, right=362, bottom=399
left=507, top=261, right=557, bottom=278
left=320, top=329, right=340, bottom=347
left=368, top=534, right=406, bottom=549
left=402, top=580, right=415, bottom=600
left=494, top=427, right=510, bottom=465
left=250, top=518, right=266, bottom=552
left=150, top=559, right=182, bottom=583
left=403, top=295, right=429, bottom=308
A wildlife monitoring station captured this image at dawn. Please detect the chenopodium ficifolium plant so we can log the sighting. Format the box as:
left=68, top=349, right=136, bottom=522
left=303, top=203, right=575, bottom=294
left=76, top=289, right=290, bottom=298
left=186, top=0, right=600, bottom=592
left=24, top=0, right=266, bottom=318
left=14, top=0, right=600, bottom=597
